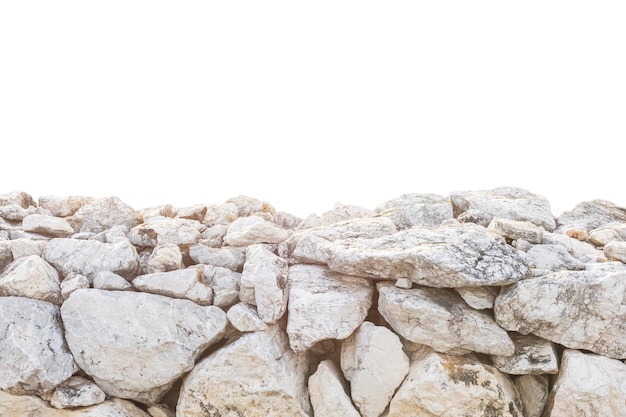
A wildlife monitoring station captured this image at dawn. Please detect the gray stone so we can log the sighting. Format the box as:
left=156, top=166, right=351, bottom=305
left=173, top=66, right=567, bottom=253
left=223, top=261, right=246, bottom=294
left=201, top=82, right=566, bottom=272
left=376, top=193, right=453, bottom=229
left=38, top=195, right=94, bottom=217
left=309, top=360, right=360, bottom=417
left=93, top=271, right=134, bottom=291
left=226, top=302, right=268, bottom=332
left=0, top=255, right=63, bottom=304
left=557, top=199, right=626, bottom=230
left=0, top=240, right=13, bottom=271
left=491, top=333, right=559, bottom=375
left=129, top=218, right=203, bottom=247
left=50, top=376, right=106, bottom=409
left=67, top=196, right=140, bottom=234
left=488, top=217, right=544, bottom=243
left=189, top=244, right=245, bottom=271
left=515, top=374, right=549, bottom=417
left=22, top=214, right=75, bottom=237
left=0, top=204, right=36, bottom=221
left=223, top=215, right=289, bottom=246
left=133, top=267, right=213, bottom=305
left=526, top=244, right=585, bottom=272
left=543, top=231, right=605, bottom=263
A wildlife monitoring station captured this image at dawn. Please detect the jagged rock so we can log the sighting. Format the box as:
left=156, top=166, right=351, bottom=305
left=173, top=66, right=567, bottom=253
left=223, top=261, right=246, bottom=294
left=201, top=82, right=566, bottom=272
left=61, top=289, right=226, bottom=403
left=38, top=195, right=95, bottom=218
left=226, top=302, right=268, bottom=332
left=378, top=282, right=514, bottom=356
left=239, top=244, right=288, bottom=323
left=129, top=218, right=203, bottom=247
left=515, top=374, right=549, bottom=417
left=455, top=286, right=498, bottom=309
left=0, top=297, right=77, bottom=395
left=201, top=264, right=241, bottom=308
left=341, top=321, right=409, bottom=417
left=21, top=214, right=75, bottom=237
left=138, top=205, right=175, bottom=222
left=304, top=222, right=530, bottom=287
left=147, top=404, right=175, bottom=417
left=225, top=195, right=276, bottom=217
left=223, top=215, right=288, bottom=246
left=544, top=349, right=626, bottom=416
left=93, top=271, right=134, bottom=291
left=376, top=193, right=453, bottom=229
left=49, top=376, right=106, bottom=409
left=91, top=225, right=130, bottom=243
left=543, top=231, right=605, bottom=263
left=60, top=273, right=90, bottom=299
left=309, top=359, right=360, bottom=417
left=557, top=199, right=626, bottom=230
left=0, top=255, right=63, bottom=304
left=527, top=244, right=585, bottom=272
left=67, top=196, right=140, bottom=234
left=9, top=238, right=44, bottom=259
left=387, top=347, right=524, bottom=417
left=0, top=191, right=36, bottom=208
left=133, top=267, right=213, bottom=305
left=199, top=224, right=228, bottom=247
left=495, top=264, right=626, bottom=359
left=488, top=217, right=544, bottom=243
left=287, top=264, right=373, bottom=353
left=605, top=241, right=626, bottom=263
left=188, top=244, right=245, bottom=271
left=274, top=211, right=303, bottom=229
left=177, top=325, right=311, bottom=417
left=0, top=240, right=13, bottom=271
left=395, top=277, right=412, bottom=289
left=0, top=204, right=36, bottom=221
left=450, top=187, right=556, bottom=231
left=43, top=238, right=140, bottom=281
left=202, top=202, right=239, bottom=225
left=491, top=333, right=559, bottom=374
left=174, top=204, right=207, bottom=221
left=318, top=203, right=374, bottom=225
left=589, top=222, right=626, bottom=246
left=456, top=208, right=494, bottom=227
left=145, top=243, right=183, bottom=273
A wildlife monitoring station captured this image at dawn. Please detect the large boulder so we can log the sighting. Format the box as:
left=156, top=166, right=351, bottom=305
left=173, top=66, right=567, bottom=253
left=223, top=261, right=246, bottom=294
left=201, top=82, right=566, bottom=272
left=0, top=255, right=63, bottom=304
left=375, top=193, right=453, bottom=229
left=22, top=214, right=74, bottom=237
left=67, top=196, right=140, bottom=233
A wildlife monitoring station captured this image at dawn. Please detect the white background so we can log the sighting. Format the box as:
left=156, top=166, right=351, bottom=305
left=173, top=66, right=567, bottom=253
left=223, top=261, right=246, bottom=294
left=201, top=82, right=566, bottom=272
left=1, top=1, right=624, bottom=219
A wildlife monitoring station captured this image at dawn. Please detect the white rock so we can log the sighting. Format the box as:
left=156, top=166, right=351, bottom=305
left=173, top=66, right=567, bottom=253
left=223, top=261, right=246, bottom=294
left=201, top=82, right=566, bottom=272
left=202, top=264, right=241, bottom=308
left=43, top=238, right=140, bottom=281
left=92, top=224, right=130, bottom=243
left=177, top=324, right=311, bottom=416
left=50, top=376, right=106, bottom=409
left=22, top=213, right=75, bottom=237
left=527, top=243, right=585, bottom=273
left=9, top=237, right=44, bottom=259
left=513, top=238, right=533, bottom=251
left=557, top=199, right=626, bottom=230
left=223, top=215, right=289, bottom=246
left=0, top=191, right=36, bottom=208
left=67, top=196, right=140, bottom=233
left=378, top=282, right=514, bottom=356
left=189, top=244, right=245, bottom=271
left=387, top=347, right=524, bottom=417
left=174, top=204, right=207, bottom=221
left=227, top=302, right=268, bottom=332
left=138, top=204, right=175, bottom=222
left=376, top=193, right=453, bottom=229
left=287, top=264, right=373, bottom=353
left=495, top=265, right=626, bottom=359
left=589, top=222, right=626, bottom=246
left=0, top=297, right=78, bottom=395
left=544, top=349, right=626, bottom=417
left=0, top=240, right=13, bottom=271
left=225, top=195, right=276, bottom=217
left=0, top=204, right=36, bottom=221
left=319, top=202, right=374, bottom=225
left=38, top=195, right=95, bottom=217
left=274, top=211, right=303, bottom=229
left=147, top=404, right=175, bottom=417
left=515, top=374, right=549, bottom=417
left=605, top=240, right=626, bottom=262
left=0, top=255, right=63, bottom=304
left=491, top=333, right=559, bottom=374
left=309, top=360, right=360, bottom=417
left=455, top=286, right=498, bottom=309
left=133, top=267, right=213, bottom=305
left=145, top=243, right=184, bottom=273
left=488, top=217, right=544, bottom=243
left=61, top=289, right=226, bottom=403
left=395, top=277, right=413, bottom=289
left=341, top=321, right=409, bottom=417
left=543, top=231, right=605, bottom=263
left=199, top=224, right=228, bottom=247
left=202, top=202, right=239, bottom=225
left=240, top=244, right=288, bottom=323
left=129, top=218, right=203, bottom=247
left=60, top=273, right=90, bottom=299
left=93, top=271, right=134, bottom=290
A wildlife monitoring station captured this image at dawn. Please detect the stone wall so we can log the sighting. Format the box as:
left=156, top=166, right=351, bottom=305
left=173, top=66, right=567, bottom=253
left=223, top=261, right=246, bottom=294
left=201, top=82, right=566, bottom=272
left=1, top=187, right=625, bottom=417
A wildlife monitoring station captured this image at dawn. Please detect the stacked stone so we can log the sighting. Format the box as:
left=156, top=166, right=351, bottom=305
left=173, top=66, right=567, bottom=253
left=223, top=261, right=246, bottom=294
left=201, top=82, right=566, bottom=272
left=0, top=187, right=625, bottom=417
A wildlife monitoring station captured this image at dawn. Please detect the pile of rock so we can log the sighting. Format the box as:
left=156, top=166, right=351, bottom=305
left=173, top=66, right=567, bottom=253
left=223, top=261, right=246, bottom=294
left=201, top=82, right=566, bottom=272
left=1, top=187, right=625, bottom=417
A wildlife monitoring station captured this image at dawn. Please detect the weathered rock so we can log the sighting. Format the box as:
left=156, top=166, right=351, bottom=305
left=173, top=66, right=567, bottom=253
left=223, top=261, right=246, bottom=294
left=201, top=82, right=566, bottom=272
left=0, top=191, right=36, bottom=208
left=543, top=231, right=605, bottom=263
left=223, top=215, right=289, bottom=246
left=145, top=243, right=184, bottom=273
left=491, top=333, right=559, bottom=374
left=309, top=359, right=360, bottom=417
left=488, top=217, right=544, bottom=243
left=133, top=267, right=213, bottom=305
left=199, top=224, right=228, bottom=247
left=378, top=282, right=514, bottom=356
left=129, top=218, right=203, bottom=247
left=455, top=285, right=498, bottom=309
left=544, top=349, right=626, bottom=417
left=92, top=224, right=130, bottom=243
left=376, top=193, right=453, bottom=229
left=93, top=271, right=134, bottom=291
left=450, top=187, right=556, bottom=231
left=395, top=277, right=412, bottom=289
left=0, top=204, right=36, bottom=221
left=61, top=289, right=226, bottom=403
left=0, top=255, right=63, bottom=304
left=0, top=297, right=77, bottom=395
left=274, top=211, right=303, bottom=229
left=319, top=203, right=374, bottom=225
left=589, top=222, right=626, bottom=246
left=201, top=264, right=241, bottom=308
left=305, top=222, right=530, bottom=287
left=387, top=347, right=524, bottom=417
left=605, top=241, right=626, bottom=263
left=147, top=404, right=175, bottom=417
left=9, top=237, right=44, bottom=259
left=240, top=244, right=288, bottom=323
left=60, top=273, right=90, bottom=299
left=225, top=195, right=276, bottom=217
left=515, top=374, right=549, bottom=417
left=67, top=196, right=140, bottom=234
left=177, top=325, right=311, bottom=417
left=0, top=240, right=13, bottom=271
left=49, top=376, right=106, bottom=409
left=188, top=244, right=245, bottom=271
left=227, top=302, right=268, bottom=332
left=202, top=202, right=239, bottom=225
left=22, top=214, right=75, bottom=237
left=495, top=265, right=626, bottom=359
left=341, top=321, right=409, bottom=417
left=557, top=199, right=626, bottom=230
left=456, top=208, right=494, bottom=227
left=174, top=204, right=207, bottom=221
left=38, top=195, right=95, bottom=218
left=527, top=243, right=585, bottom=273
left=138, top=205, right=175, bottom=222
left=287, top=264, right=373, bottom=353
left=43, top=238, right=140, bottom=280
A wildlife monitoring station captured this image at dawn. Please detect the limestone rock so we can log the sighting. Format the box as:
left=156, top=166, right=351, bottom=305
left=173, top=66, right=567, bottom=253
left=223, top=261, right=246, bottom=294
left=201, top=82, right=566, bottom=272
left=240, top=244, right=288, bottom=323
left=455, top=285, right=498, bottom=310
left=202, top=202, right=239, bottom=226
left=129, top=218, right=203, bottom=247
left=93, top=271, right=134, bottom=291
left=188, top=244, right=245, bottom=271
left=0, top=254, right=63, bottom=304
left=515, top=374, right=549, bottom=417
left=201, top=264, right=241, bottom=308
left=491, top=333, right=559, bottom=374
left=309, top=360, right=360, bottom=417
left=9, top=237, right=44, bottom=259
left=223, top=215, right=289, bottom=246
left=22, top=213, right=75, bottom=237
left=605, top=241, right=626, bottom=262
left=495, top=265, right=626, bottom=359
left=49, top=376, right=106, bottom=409
left=174, top=204, right=207, bottom=221
left=92, top=224, right=130, bottom=243
left=0, top=191, right=36, bottom=208
left=67, top=196, right=140, bottom=234
left=225, top=195, right=276, bottom=217
left=145, top=243, right=184, bottom=273
left=274, top=211, right=303, bottom=229
left=527, top=243, right=585, bottom=272
left=0, top=204, right=36, bottom=221
left=307, top=222, right=530, bottom=287
left=387, top=347, right=524, bottom=417
left=488, top=217, right=544, bottom=243
left=147, top=404, right=175, bottom=417
left=376, top=193, right=453, bottom=229
left=199, top=224, right=228, bottom=247
left=395, top=277, right=412, bottom=289
left=287, top=264, right=373, bottom=353
left=341, top=321, right=409, bottom=417
left=557, top=199, right=626, bottom=230
left=543, top=231, right=605, bottom=263
left=450, top=186, right=556, bottom=231
left=138, top=204, right=175, bottom=222
left=133, top=267, right=213, bottom=305
left=43, top=238, right=139, bottom=280
left=60, top=273, right=90, bottom=299
left=544, top=349, right=626, bottom=417
left=0, top=240, right=13, bottom=271
left=227, top=302, right=268, bottom=332
left=319, top=203, right=374, bottom=225
left=378, top=282, right=514, bottom=356
left=589, top=222, right=626, bottom=246
left=61, top=289, right=226, bottom=403
left=38, top=195, right=94, bottom=218
left=0, top=297, right=78, bottom=395
left=177, top=325, right=311, bottom=417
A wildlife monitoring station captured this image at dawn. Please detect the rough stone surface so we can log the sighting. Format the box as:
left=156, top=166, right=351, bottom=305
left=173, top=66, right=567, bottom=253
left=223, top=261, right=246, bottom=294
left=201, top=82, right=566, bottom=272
left=488, top=217, right=544, bottom=243
left=129, top=218, right=202, bottom=247
left=0, top=191, right=36, bottom=208
left=145, top=243, right=184, bottom=273
left=526, top=243, right=585, bottom=273
left=177, top=325, right=311, bottom=417
left=309, top=360, right=360, bottom=417
left=318, top=203, right=374, bottom=225
left=375, top=193, right=453, bottom=229
left=132, top=267, right=213, bottom=305
left=605, top=240, right=626, bottom=262
left=378, top=282, right=514, bottom=356
left=0, top=254, right=63, bottom=304
left=49, top=376, right=106, bottom=409
left=38, top=195, right=95, bottom=218
left=589, top=222, right=626, bottom=246
left=455, top=285, right=498, bottom=309
left=287, top=264, right=373, bottom=353
left=201, top=264, right=241, bottom=308
left=1, top=240, right=14, bottom=270
left=225, top=195, right=276, bottom=217
left=223, top=215, right=289, bottom=246
left=60, top=273, right=90, bottom=299
left=0, top=204, right=36, bottom=221
left=543, top=231, right=605, bottom=263
left=557, top=199, right=626, bottom=230
left=93, top=271, right=134, bottom=291
left=61, top=289, right=226, bottom=403
left=491, top=333, right=559, bottom=375
left=188, top=244, right=245, bottom=271
left=226, top=302, right=268, bottom=332
left=9, top=237, right=43, bottom=259
left=67, top=196, right=140, bottom=234
left=495, top=264, right=626, bottom=359
left=202, top=202, right=239, bottom=225
left=22, top=213, right=75, bottom=237
left=515, top=374, right=549, bottom=417
left=0, top=297, right=78, bottom=395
